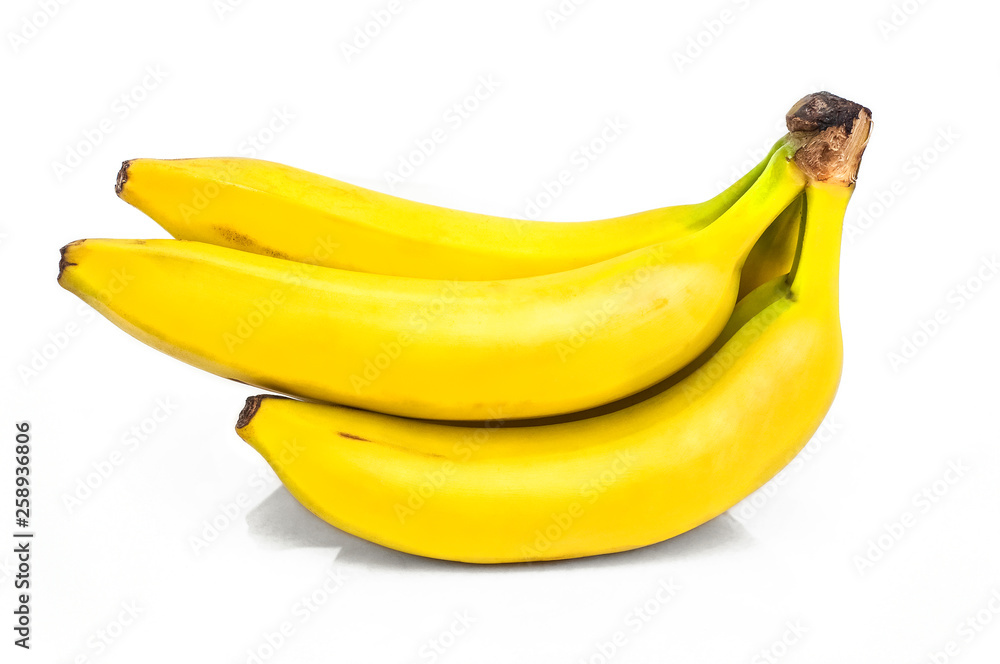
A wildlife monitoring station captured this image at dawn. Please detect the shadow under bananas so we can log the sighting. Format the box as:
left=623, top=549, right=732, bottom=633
left=245, top=487, right=754, bottom=571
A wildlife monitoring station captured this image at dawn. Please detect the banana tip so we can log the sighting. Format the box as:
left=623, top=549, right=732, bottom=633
left=57, top=240, right=85, bottom=282
left=237, top=395, right=264, bottom=430
left=115, top=160, right=132, bottom=197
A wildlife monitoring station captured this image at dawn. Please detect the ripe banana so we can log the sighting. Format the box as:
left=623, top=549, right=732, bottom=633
left=116, top=139, right=786, bottom=280
left=58, top=143, right=806, bottom=421
left=234, top=178, right=858, bottom=563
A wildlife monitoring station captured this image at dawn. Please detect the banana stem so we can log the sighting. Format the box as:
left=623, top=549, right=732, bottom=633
left=788, top=182, right=853, bottom=303
left=781, top=91, right=872, bottom=303
left=786, top=91, right=873, bottom=186
left=691, top=143, right=806, bottom=262
left=693, top=92, right=872, bottom=266
left=687, top=136, right=787, bottom=232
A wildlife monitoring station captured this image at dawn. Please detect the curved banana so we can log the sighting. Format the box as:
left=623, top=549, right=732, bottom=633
left=116, top=139, right=785, bottom=280
left=58, top=144, right=805, bottom=421
left=234, top=179, right=856, bottom=563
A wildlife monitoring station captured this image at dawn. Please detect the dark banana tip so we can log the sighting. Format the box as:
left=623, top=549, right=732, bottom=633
left=115, top=160, right=132, bottom=197
left=57, top=240, right=85, bottom=281
left=236, top=395, right=264, bottom=429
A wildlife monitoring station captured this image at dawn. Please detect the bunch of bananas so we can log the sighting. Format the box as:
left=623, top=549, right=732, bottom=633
left=59, top=91, right=871, bottom=563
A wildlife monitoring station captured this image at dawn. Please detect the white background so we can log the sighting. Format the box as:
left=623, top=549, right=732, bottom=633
left=3, top=0, right=1000, bottom=662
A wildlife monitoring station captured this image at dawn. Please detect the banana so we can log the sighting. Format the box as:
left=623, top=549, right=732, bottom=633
left=116, top=138, right=786, bottom=280
left=234, top=177, right=858, bottom=563
left=58, top=143, right=807, bottom=421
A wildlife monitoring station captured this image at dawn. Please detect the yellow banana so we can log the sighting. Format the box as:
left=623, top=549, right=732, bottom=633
left=234, top=178, right=858, bottom=563
left=58, top=143, right=806, bottom=421
left=116, top=139, right=785, bottom=280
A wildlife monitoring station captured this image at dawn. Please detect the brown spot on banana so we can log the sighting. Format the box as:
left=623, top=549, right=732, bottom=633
left=212, top=226, right=290, bottom=260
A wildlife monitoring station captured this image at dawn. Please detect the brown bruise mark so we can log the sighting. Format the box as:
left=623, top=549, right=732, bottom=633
left=212, top=225, right=291, bottom=260
left=337, top=431, right=448, bottom=459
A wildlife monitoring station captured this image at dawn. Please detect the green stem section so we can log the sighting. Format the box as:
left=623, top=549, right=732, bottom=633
left=693, top=143, right=806, bottom=262
left=687, top=137, right=787, bottom=232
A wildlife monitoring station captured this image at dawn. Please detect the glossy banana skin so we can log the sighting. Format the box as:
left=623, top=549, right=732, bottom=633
left=117, top=139, right=789, bottom=281
left=59, top=146, right=805, bottom=420
left=234, top=182, right=851, bottom=564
